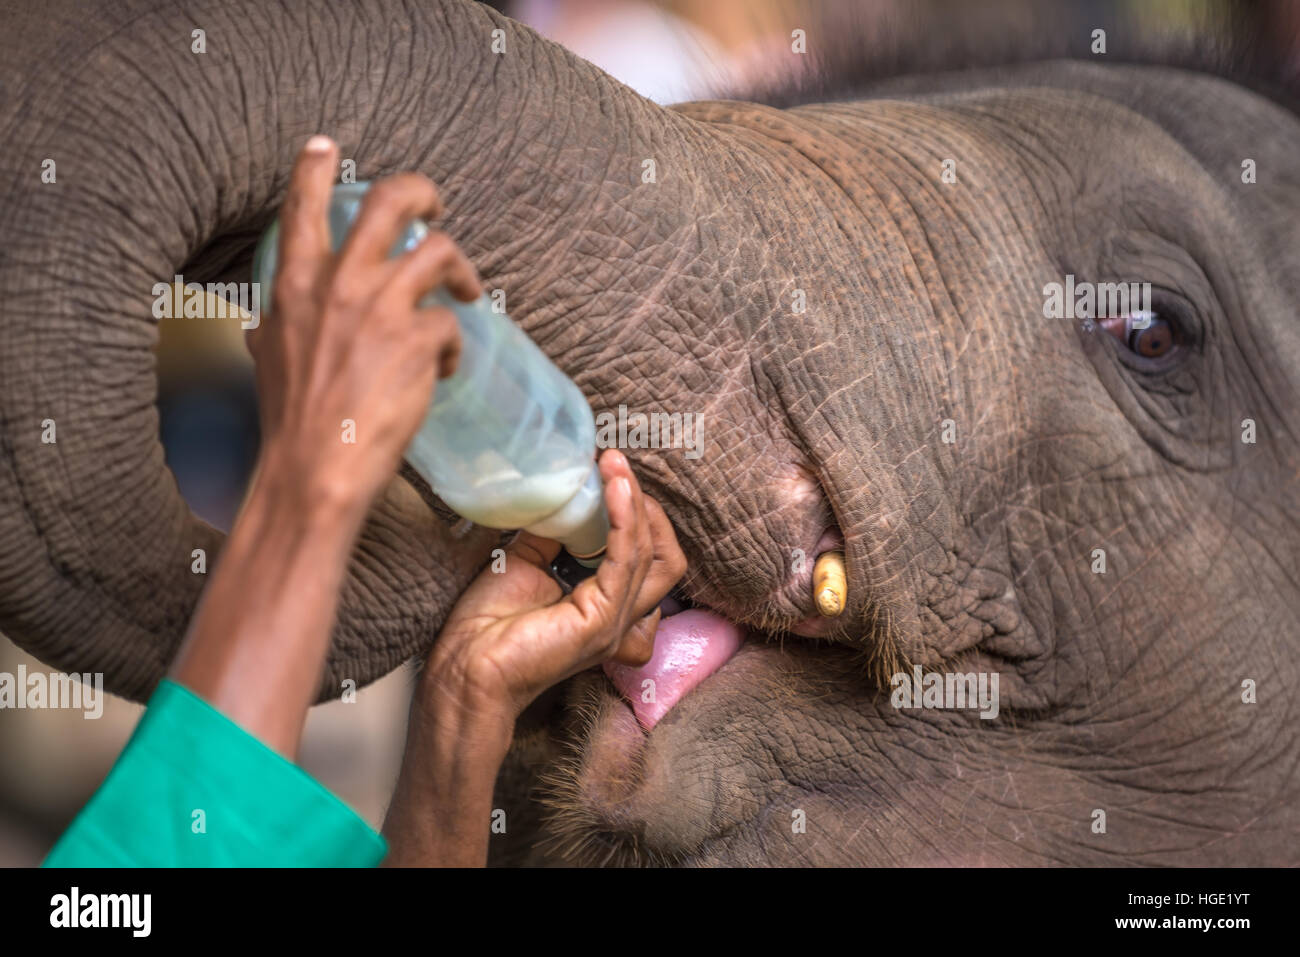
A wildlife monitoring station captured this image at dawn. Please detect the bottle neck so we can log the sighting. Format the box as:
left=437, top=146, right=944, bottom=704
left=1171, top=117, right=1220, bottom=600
left=522, top=462, right=608, bottom=559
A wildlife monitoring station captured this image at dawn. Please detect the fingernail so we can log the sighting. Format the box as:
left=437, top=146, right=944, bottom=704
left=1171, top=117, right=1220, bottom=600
left=304, top=134, right=334, bottom=153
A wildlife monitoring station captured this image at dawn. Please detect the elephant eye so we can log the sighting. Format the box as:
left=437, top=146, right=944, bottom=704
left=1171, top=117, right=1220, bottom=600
left=1099, top=309, right=1177, bottom=360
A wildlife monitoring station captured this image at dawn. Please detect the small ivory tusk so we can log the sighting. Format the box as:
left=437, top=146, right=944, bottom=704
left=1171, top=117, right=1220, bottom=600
left=813, top=551, right=847, bottom=617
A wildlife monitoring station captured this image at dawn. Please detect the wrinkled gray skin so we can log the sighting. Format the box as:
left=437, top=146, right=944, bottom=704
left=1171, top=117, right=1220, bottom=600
left=1, top=0, right=1297, bottom=865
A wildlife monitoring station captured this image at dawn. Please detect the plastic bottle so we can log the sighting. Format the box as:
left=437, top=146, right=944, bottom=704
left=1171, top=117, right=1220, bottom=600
left=251, top=181, right=608, bottom=564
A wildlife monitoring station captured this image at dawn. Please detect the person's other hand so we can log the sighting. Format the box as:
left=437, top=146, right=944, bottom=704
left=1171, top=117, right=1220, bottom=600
left=422, top=449, right=687, bottom=723
left=248, top=135, right=481, bottom=518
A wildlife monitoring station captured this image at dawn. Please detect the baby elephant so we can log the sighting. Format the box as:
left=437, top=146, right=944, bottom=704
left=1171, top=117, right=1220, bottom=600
left=0, top=0, right=1296, bottom=865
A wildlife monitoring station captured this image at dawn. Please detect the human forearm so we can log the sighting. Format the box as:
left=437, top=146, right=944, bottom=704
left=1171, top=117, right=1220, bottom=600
left=382, top=676, right=514, bottom=867
left=168, top=452, right=367, bottom=758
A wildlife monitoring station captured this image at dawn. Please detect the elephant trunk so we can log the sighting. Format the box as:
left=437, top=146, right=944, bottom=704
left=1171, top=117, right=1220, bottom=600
left=0, top=0, right=702, bottom=699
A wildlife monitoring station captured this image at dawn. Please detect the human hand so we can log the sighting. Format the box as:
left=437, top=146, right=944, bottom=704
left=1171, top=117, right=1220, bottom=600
left=383, top=449, right=684, bottom=865
left=420, top=449, right=687, bottom=724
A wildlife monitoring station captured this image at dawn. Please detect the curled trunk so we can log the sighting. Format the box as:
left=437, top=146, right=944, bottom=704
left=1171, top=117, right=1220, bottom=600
left=0, top=0, right=704, bottom=699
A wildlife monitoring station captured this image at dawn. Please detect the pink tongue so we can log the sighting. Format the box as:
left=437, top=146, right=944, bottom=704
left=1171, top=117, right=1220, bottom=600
left=603, top=609, right=744, bottom=729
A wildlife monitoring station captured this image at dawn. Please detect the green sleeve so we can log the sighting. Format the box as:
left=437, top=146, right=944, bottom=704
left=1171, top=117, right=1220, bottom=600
left=42, top=679, right=387, bottom=867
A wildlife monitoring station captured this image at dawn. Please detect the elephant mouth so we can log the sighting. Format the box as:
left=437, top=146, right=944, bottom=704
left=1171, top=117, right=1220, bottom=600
left=536, top=628, right=769, bottom=864
left=525, top=520, right=852, bottom=861
left=599, top=515, right=844, bottom=730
